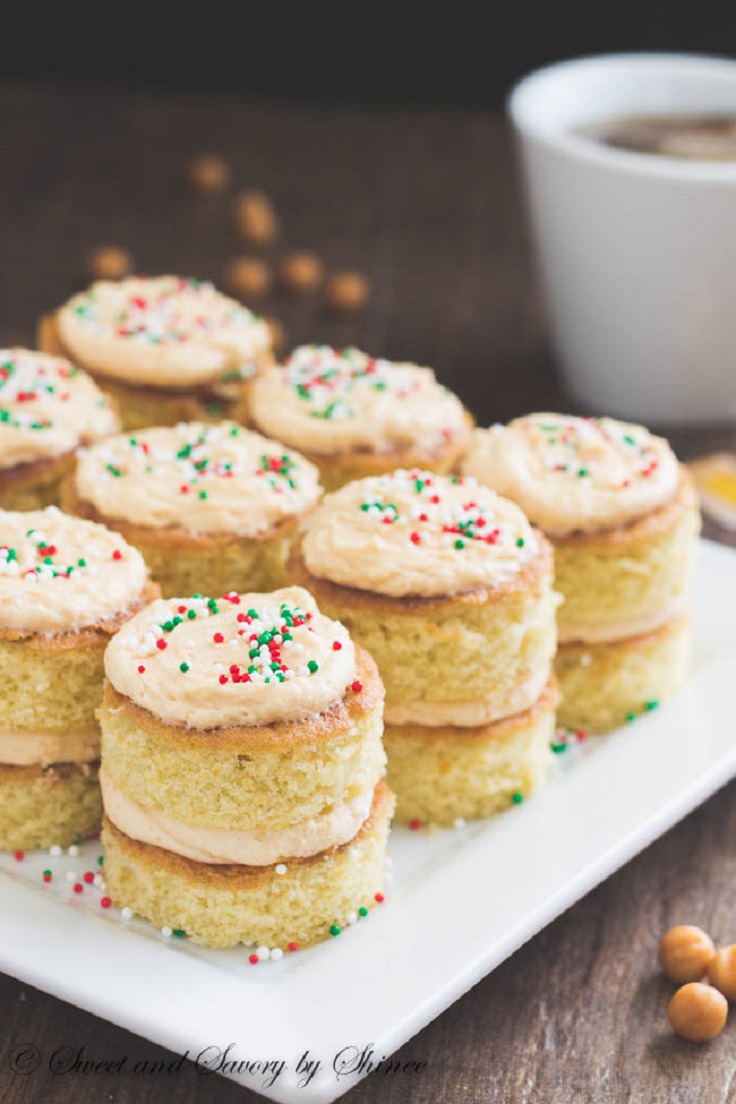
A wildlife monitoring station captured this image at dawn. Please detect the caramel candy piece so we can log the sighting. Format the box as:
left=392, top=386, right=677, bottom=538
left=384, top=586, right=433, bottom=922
left=187, top=154, right=231, bottom=195
left=87, top=245, right=133, bottom=281
left=709, top=945, right=736, bottom=1001
left=280, top=252, right=324, bottom=293
left=668, top=982, right=727, bottom=1042
left=234, top=190, right=279, bottom=246
left=225, top=257, right=272, bottom=301
left=325, top=271, right=370, bottom=314
left=658, top=925, right=715, bottom=984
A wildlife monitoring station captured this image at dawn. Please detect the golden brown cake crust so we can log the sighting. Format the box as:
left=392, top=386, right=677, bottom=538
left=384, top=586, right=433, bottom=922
left=102, top=777, right=393, bottom=886
left=554, top=469, right=697, bottom=551
left=101, top=644, right=382, bottom=750
left=0, top=760, right=99, bottom=783
left=294, top=409, right=475, bottom=470
left=0, top=579, right=159, bottom=647
left=61, top=477, right=303, bottom=550
left=288, top=528, right=554, bottom=613
left=0, top=450, right=76, bottom=493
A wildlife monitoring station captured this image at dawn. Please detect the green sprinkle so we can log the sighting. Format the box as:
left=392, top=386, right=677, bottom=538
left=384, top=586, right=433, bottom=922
left=645, top=700, right=659, bottom=711
left=577, top=468, right=589, bottom=478
left=173, top=929, right=185, bottom=938
left=43, top=869, right=52, bottom=877
left=77, top=558, right=86, bottom=568
left=329, top=924, right=341, bottom=937
left=198, top=490, right=208, bottom=500
left=511, top=792, right=524, bottom=805
left=187, top=609, right=197, bottom=620
left=163, top=621, right=174, bottom=632
left=358, top=906, right=369, bottom=917
left=179, top=662, right=190, bottom=673
left=97, top=855, right=104, bottom=866
left=247, top=608, right=258, bottom=618
left=43, top=556, right=53, bottom=565
left=625, top=711, right=637, bottom=723
left=516, top=537, right=525, bottom=547
left=454, top=539, right=465, bottom=550
left=307, top=660, right=319, bottom=673
left=550, top=743, right=568, bottom=754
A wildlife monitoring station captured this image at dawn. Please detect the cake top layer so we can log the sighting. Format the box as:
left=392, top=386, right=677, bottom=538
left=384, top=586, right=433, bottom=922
left=300, top=469, right=539, bottom=598
left=461, top=413, right=681, bottom=536
left=250, top=344, right=469, bottom=455
left=74, top=421, right=322, bottom=536
left=0, top=507, right=148, bottom=633
left=104, top=586, right=359, bottom=729
left=0, top=348, right=117, bottom=469
left=57, top=276, right=271, bottom=389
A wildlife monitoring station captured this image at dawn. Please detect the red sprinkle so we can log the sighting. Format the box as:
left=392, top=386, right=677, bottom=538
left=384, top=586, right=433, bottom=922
left=100, top=897, right=112, bottom=909
left=112, top=550, right=123, bottom=560
left=288, top=942, right=298, bottom=952
left=332, top=641, right=342, bottom=651
left=156, top=639, right=167, bottom=651
left=408, top=819, right=422, bottom=831
left=248, top=954, right=260, bottom=965
left=73, top=883, right=84, bottom=894
left=218, top=674, right=228, bottom=684
left=13, top=850, right=24, bottom=862
left=83, top=871, right=95, bottom=884
left=42, top=873, right=52, bottom=883
left=213, top=632, right=224, bottom=643
left=137, top=665, right=145, bottom=674
left=351, top=680, right=363, bottom=693
left=374, top=893, right=385, bottom=903
left=410, top=532, right=421, bottom=544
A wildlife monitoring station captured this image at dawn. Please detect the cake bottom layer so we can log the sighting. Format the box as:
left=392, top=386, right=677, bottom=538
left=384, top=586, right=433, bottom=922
left=0, top=761, right=102, bottom=850
left=555, top=615, right=691, bottom=734
left=384, top=679, right=558, bottom=826
left=101, top=780, right=395, bottom=949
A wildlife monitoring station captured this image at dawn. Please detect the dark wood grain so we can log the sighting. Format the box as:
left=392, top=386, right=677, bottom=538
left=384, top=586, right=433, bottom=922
left=0, top=82, right=735, bottom=1104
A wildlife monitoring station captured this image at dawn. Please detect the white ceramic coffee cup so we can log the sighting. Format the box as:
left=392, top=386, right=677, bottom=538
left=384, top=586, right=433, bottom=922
left=508, top=53, right=736, bottom=425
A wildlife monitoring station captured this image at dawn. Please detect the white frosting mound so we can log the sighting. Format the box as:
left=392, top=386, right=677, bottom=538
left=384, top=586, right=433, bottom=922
left=250, top=344, right=469, bottom=455
left=300, top=469, right=539, bottom=598
left=462, top=413, right=681, bottom=536
left=0, top=507, right=148, bottom=633
left=57, top=275, right=270, bottom=389
left=104, top=586, right=359, bottom=729
left=0, top=348, right=117, bottom=469
left=75, top=421, right=322, bottom=535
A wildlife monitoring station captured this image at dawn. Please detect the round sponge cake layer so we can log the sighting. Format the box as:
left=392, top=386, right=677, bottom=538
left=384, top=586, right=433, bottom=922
left=101, top=780, right=394, bottom=949
left=554, top=475, right=700, bottom=643
left=385, top=680, right=558, bottom=825
left=0, top=451, right=76, bottom=512
left=556, top=616, right=692, bottom=734
left=289, top=542, right=557, bottom=725
left=62, top=483, right=297, bottom=599
left=99, top=647, right=385, bottom=832
left=0, top=761, right=102, bottom=849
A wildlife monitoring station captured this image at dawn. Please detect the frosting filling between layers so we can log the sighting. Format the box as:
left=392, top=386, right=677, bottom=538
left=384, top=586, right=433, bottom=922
left=0, top=728, right=100, bottom=766
left=100, top=768, right=374, bottom=866
left=462, top=414, right=681, bottom=536
left=384, top=666, right=551, bottom=728
left=74, top=421, right=322, bottom=536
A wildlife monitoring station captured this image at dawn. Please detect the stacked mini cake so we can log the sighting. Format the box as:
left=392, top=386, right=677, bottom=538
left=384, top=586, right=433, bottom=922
left=39, top=275, right=272, bottom=429
left=62, top=420, right=322, bottom=597
left=0, top=348, right=117, bottom=510
left=247, top=344, right=473, bottom=491
left=463, top=413, right=701, bottom=732
left=0, top=508, right=151, bottom=850
left=100, top=586, right=393, bottom=949
left=289, top=470, right=559, bottom=825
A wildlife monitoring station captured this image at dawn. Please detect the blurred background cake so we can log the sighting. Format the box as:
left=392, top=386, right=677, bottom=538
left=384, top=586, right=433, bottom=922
left=39, top=275, right=272, bottom=430
left=290, top=469, right=559, bottom=824
left=248, top=344, right=473, bottom=491
left=463, top=413, right=701, bottom=732
left=62, top=420, right=322, bottom=597
left=100, top=586, right=393, bottom=949
left=0, top=348, right=118, bottom=511
left=0, top=507, right=152, bottom=850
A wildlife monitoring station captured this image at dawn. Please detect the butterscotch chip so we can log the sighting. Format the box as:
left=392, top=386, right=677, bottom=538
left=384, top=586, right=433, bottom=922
left=234, top=190, right=279, bottom=245
left=709, top=945, right=736, bottom=1001
left=668, top=982, right=727, bottom=1042
left=87, top=246, right=133, bottom=281
left=187, top=154, right=231, bottom=195
left=225, top=257, right=272, bottom=301
left=325, top=271, right=370, bottom=314
left=263, top=316, right=286, bottom=356
left=658, top=925, right=715, bottom=984
left=280, top=252, right=324, bottom=293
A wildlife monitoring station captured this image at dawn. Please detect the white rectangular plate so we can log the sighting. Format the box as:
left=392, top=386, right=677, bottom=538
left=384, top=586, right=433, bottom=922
left=1, top=539, right=735, bottom=1104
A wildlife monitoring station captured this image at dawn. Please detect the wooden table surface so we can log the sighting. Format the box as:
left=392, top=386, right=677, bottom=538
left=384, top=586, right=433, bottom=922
left=1, top=82, right=735, bottom=1104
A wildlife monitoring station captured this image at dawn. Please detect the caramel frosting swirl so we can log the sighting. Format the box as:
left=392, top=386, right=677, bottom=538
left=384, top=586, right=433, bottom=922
left=0, top=507, right=148, bottom=633
left=74, top=421, right=322, bottom=535
left=104, top=586, right=358, bottom=728
left=300, top=469, right=539, bottom=598
left=0, top=348, right=117, bottom=469
left=57, top=276, right=271, bottom=390
left=250, top=344, right=470, bottom=455
left=462, top=413, right=681, bottom=536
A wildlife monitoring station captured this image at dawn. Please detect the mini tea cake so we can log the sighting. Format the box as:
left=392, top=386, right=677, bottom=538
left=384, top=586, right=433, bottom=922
left=62, top=421, right=322, bottom=597
left=462, top=413, right=701, bottom=731
left=248, top=344, right=473, bottom=491
left=0, top=508, right=152, bottom=850
left=100, top=586, right=393, bottom=949
left=39, top=275, right=273, bottom=430
left=0, top=348, right=118, bottom=510
left=289, top=470, right=559, bottom=824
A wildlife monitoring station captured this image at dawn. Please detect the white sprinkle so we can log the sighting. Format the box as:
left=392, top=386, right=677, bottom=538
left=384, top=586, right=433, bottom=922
left=65, top=871, right=77, bottom=883
left=346, top=911, right=358, bottom=925
left=580, top=653, right=592, bottom=667
left=121, top=907, right=133, bottom=920
left=348, top=847, right=360, bottom=860
left=67, top=845, right=79, bottom=857
left=256, top=945, right=270, bottom=960
left=94, top=874, right=104, bottom=888
left=49, top=845, right=62, bottom=857
left=161, top=926, right=173, bottom=939
left=270, top=947, right=283, bottom=961
left=275, top=863, right=287, bottom=875
left=454, top=817, right=466, bottom=829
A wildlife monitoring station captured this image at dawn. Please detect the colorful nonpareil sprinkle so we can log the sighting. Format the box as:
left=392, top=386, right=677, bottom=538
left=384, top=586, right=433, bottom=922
left=282, top=344, right=425, bottom=420
left=521, top=414, right=663, bottom=487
